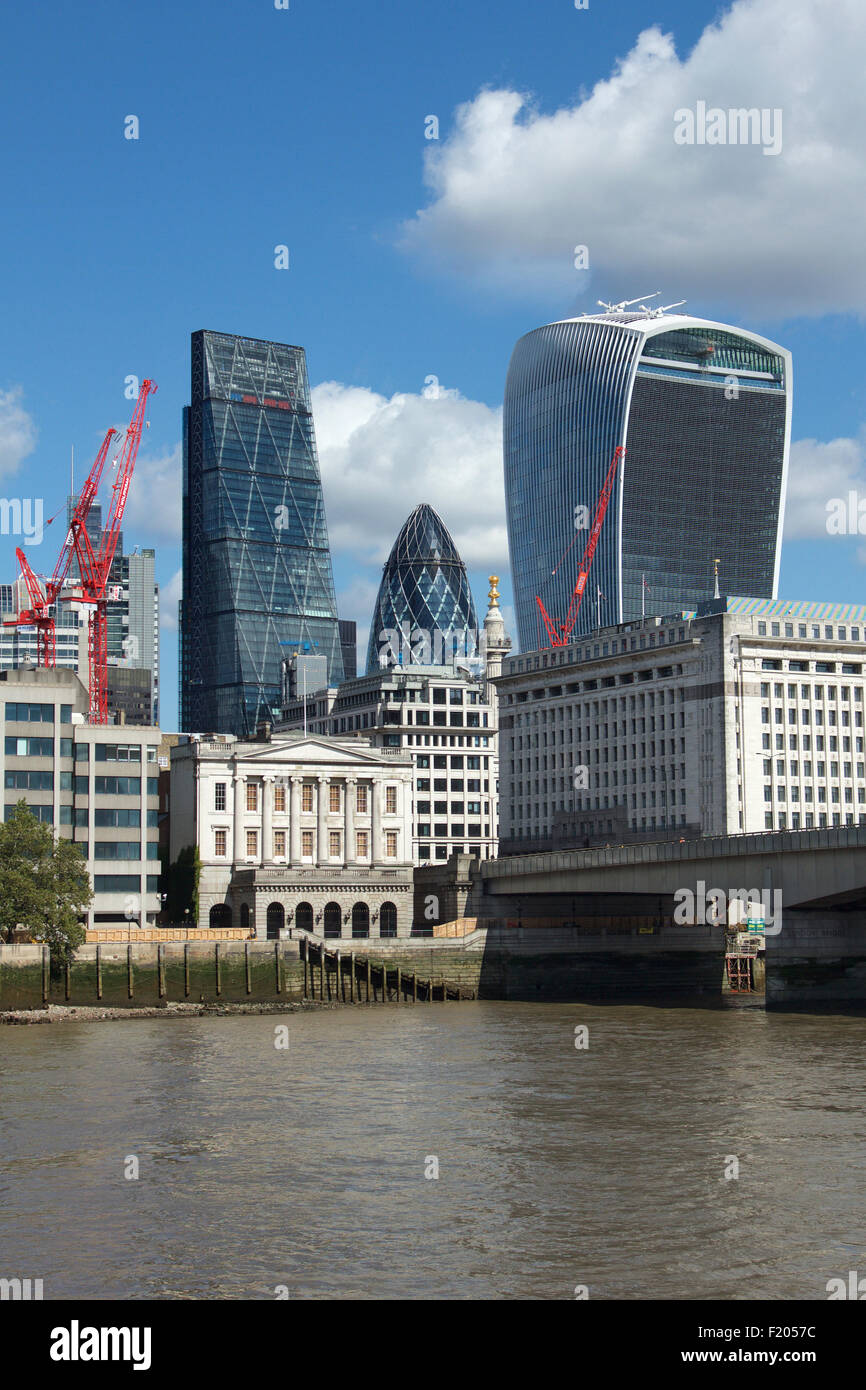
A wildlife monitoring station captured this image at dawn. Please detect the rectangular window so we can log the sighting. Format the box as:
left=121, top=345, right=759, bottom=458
left=5, top=702, right=54, bottom=723
left=93, top=841, right=141, bottom=860
left=386, top=786, right=397, bottom=814
left=94, top=776, right=141, bottom=796
left=274, top=829, right=286, bottom=858
left=274, top=783, right=286, bottom=813
left=5, top=736, right=53, bottom=757
left=147, top=778, right=158, bottom=796
left=94, top=875, right=139, bottom=893
left=329, top=784, right=341, bottom=813
left=214, top=782, right=226, bottom=811
left=302, top=784, right=314, bottom=813
left=246, top=782, right=258, bottom=812
left=302, top=829, right=314, bottom=858
left=329, top=830, right=341, bottom=857
left=385, top=830, right=397, bottom=857
left=214, top=829, right=227, bottom=856
left=356, top=830, right=369, bottom=858
left=246, top=829, right=258, bottom=858
left=6, top=803, right=53, bottom=823
left=356, top=784, right=368, bottom=814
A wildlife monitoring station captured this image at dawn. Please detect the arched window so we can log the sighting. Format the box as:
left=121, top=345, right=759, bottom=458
left=266, top=901, right=285, bottom=940
left=240, top=903, right=250, bottom=932
left=379, top=902, right=397, bottom=938
left=295, top=901, right=313, bottom=933
left=210, top=904, right=232, bottom=929
left=351, top=901, right=369, bottom=938
left=323, top=901, right=342, bottom=938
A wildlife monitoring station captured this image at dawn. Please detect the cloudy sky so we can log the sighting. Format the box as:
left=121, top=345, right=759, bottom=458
left=1, top=0, right=864, bottom=724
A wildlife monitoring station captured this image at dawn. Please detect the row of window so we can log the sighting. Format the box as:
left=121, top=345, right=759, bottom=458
left=94, top=875, right=160, bottom=893
left=5, top=702, right=72, bottom=723
left=213, top=828, right=400, bottom=859
left=216, top=781, right=398, bottom=814
left=416, top=801, right=484, bottom=815
left=210, top=900, right=400, bottom=939
left=416, top=824, right=485, bottom=838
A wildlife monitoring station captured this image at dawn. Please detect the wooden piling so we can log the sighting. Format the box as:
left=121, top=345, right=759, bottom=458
left=215, top=942, right=222, bottom=997
left=349, top=952, right=355, bottom=1003
left=158, top=942, right=165, bottom=998
left=245, top=940, right=252, bottom=995
left=96, top=944, right=102, bottom=1000
left=184, top=942, right=190, bottom=998
left=127, top=943, right=134, bottom=1000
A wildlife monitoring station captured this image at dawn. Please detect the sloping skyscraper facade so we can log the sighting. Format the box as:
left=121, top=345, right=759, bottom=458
left=365, top=504, right=479, bottom=673
left=181, top=331, right=343, bottom=735
left=504, top=310, right=792, bottom=651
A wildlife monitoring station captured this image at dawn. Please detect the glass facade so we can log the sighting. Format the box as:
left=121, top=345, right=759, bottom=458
left=365, top=504, right=479, bottom=673
left=504, top=313, right=791, bottom=651
left=181, top=331, right=343, bottom=735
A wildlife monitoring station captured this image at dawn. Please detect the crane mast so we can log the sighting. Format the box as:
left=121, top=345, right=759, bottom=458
left=535, top=446, right=625, bottom=648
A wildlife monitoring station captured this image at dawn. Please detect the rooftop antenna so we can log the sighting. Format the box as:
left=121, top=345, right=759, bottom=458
left=713, top=557, right=721, bottom=601
left=597, top=292, right=660, bottom=314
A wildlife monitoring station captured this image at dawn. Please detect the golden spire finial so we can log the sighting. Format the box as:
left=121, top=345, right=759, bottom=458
left=488, top=575, right=500, bottom=605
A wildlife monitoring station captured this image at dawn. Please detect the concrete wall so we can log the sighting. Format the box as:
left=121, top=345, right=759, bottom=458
left=0, top=942, right=304, bottom=1009
left=765, top=911, right=866, bottom=1008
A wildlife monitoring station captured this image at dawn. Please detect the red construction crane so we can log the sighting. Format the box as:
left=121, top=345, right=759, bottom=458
left=5, top=381, right=157, bottom=722
left=73, top=379, right=158, bottom=723
left=535, top=445, right=625, bottom=648
left=4, top=427, right=119, bottom=667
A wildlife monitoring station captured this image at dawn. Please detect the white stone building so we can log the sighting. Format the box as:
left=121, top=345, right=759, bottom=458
left=496, top=598, right=866, bottom=852
left=170, top=730, right=415, bottom=938
left=277, top=580, right=511, bottom=864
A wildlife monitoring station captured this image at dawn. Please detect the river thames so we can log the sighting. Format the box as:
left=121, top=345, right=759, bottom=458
left=2, top=1002, right=864, bottom=1300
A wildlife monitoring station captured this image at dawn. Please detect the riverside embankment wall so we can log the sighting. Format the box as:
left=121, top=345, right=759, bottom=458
left=0, top=921, right=724, bottom=1010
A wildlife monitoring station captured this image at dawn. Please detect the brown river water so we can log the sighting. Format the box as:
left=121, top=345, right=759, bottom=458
left=1, top=1002, right=864, bottom=1300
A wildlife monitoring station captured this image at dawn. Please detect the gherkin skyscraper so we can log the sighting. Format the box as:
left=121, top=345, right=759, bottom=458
left=181, top=331, right=343, bottom=735
left=365, top=504, right=479, bottom=673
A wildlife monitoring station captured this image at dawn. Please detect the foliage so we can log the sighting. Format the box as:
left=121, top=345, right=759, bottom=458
left=0, top=800, right=92, bottom=963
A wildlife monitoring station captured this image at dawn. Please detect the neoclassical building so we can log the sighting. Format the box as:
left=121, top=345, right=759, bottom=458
left=169, top=730, right=414, bottom=937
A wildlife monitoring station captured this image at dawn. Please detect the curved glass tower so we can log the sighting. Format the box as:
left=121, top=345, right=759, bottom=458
left=365, top=504, right=479, bottom=673
left=504, top=310, right=792, bottom=651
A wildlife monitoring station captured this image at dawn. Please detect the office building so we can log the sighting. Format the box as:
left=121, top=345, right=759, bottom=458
left=503, top=306, right=792, bottom=650
left=180, top=330, right=344, bottom=737
left=170, top=730, right=414, bottom=937
left=1, top=664, right=160, bottom=927
left=279, top=580, right=511, bottom=862
left=339, top=618, right=357, bottom=681
left=496, top=597, right=866, bottom=852
left=365, top=503, right=479, bottom=673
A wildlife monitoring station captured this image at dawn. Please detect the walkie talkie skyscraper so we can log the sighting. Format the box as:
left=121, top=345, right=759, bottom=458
left=503, top=304, right=792, bottom=652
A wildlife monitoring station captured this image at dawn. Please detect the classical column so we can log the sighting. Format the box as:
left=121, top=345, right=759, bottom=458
left=371, top=778, right=384, bottom=863
left=344, top=776, right=356, bottom=864
left=233, top=772, right=246, bottom=864
left=262, top=774, right=275, bottom=865
left=290, top=776, right=303, bottom=864
left=317, top=776, right=330, bottom=865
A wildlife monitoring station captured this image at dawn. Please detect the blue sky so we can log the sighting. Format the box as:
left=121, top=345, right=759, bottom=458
left=1, top=0, right=864, bottom=727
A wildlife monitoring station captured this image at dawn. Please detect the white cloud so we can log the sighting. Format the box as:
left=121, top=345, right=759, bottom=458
left=784, top=432, right=866, bottom=539
left=159, top=567, right=182, bottom=633
left=313, top=380, right=507, bottom=570
left=0, top=387, right=37, bottom=479
left=121, top=442, right=182, bottom=544
left=400, top=0, right=866, bottom=314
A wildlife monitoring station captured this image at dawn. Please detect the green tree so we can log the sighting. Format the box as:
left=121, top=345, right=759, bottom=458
left=0, top=800, right=92, bottom=963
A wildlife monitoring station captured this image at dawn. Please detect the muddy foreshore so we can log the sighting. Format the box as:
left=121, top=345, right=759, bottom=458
left=0, top=1000, right=333, bottom=1025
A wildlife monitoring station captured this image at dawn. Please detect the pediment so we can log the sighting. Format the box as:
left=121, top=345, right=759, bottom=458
left=240, top=737, right=401, bottom=768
